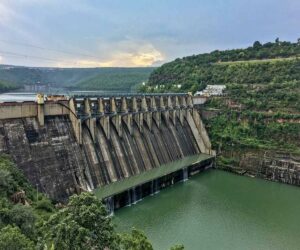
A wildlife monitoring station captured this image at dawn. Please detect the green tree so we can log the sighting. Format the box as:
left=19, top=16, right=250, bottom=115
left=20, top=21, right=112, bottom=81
left=40, top=192, right=118, bottom=250
left=0, top=225, right=34, bottom=250
left=253, top=41, right=262, bottom=48
left=0, top=154, right=33, bottom=199
left=0, top=169, right=14, bottom=196
left=8, top=205, right=36, bottom=239
left=118, top=228, right=153, bottom=250
left=0, top=198, right=11, bottom=229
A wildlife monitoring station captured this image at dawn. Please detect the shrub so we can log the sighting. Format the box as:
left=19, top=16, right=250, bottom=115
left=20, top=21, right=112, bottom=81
left=36, top=199, right=54, bottom=212
left=0, top=225, right=34, bottom=250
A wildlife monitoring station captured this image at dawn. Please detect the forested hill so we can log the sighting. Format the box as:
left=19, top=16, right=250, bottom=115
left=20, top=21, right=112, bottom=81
left=76, top=67, right=154, bottom=91
left=0, top=65, right=154, bottom=92
left=145, top=39, right=300, bottom=168
left=0, top=79, right=18, bottom=92
left=146, top=39, right=300, bottom=92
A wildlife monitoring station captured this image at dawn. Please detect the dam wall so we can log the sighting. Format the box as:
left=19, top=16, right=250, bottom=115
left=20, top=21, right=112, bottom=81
left=0, top=94, right=215, bottom=201
left=0, top=116, right=91, bottom=200
left=0, top=100, right=69, bottom=120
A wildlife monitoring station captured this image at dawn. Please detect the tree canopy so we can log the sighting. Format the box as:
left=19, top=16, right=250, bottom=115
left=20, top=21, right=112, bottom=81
left=145, top=40, right=300, bottom=93
left=40, top=192, right=118, bottom=250
left=0, top=225, right=35, bottom=250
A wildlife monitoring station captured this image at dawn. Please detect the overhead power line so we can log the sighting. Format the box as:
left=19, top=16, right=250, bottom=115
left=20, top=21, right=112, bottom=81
left=0, top=39, right=99, bottom=60
left=0, top=51, right=90, bottom=67
left=0, top=50, right=65, bottom=62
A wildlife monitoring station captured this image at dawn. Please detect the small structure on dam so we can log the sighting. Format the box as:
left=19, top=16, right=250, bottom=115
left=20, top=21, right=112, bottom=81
left=0, top=93, right=215, bottom=206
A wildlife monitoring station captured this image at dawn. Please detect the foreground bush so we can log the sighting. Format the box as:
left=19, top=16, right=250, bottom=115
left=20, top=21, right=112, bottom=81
left=0, top=225, right=34, bottom=250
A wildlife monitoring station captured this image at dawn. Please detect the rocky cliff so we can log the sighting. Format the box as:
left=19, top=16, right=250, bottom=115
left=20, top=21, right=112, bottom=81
left=218, top=150, right=300, bottom=186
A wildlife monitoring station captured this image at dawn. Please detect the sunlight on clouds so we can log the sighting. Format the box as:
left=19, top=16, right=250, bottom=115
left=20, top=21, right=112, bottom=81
left=0, top=56, right=3, bottom=63
left=56, top=43, right=164, bottom=68
left=131, top=49, right=164, bottom=66
left=98, top=48, right=164, bottom=67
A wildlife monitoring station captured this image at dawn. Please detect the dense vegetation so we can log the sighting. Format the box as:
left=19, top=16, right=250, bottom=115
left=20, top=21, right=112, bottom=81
left=0, top=65, right=154, bottom=92
left=144, top=39, right=300, bottom=168
left=145, top=39, right=300, bottom=92
left=206, top=110, right=300, bottom=154
left=202, top=69, right=300, bottom=156
left=0, top=154, right=183, bottom=250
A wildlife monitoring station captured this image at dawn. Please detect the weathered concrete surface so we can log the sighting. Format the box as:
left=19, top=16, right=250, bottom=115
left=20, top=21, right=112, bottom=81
left=0, top=101, right=69, bottom=120
left=68, top=98, right=82, bottom=144
left=0, top=102, right=37, bottom=119
left=44, top=101, right=69, bottom=116
left=0, top=116, right=92, bottom=201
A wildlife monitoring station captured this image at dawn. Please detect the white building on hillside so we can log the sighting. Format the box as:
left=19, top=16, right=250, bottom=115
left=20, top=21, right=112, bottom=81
left=194, top=85, right=226, bottom=97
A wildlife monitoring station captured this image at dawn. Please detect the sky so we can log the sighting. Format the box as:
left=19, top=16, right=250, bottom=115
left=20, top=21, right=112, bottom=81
left=0, top=0, right=299, bottom=68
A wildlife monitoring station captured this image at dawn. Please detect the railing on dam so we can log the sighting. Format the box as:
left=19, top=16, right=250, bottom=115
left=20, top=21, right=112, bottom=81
left=69, top=92, right=188, bottom=99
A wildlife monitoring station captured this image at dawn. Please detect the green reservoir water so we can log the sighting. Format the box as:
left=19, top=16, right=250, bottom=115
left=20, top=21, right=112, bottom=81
left=114, top=170, right=300, bottom=250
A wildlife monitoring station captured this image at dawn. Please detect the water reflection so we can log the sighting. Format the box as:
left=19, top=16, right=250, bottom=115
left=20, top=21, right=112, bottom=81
left=114, top=170, right=300, bottom=250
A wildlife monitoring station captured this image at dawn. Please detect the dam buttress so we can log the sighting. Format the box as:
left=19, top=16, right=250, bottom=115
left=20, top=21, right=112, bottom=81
left=0, top=94, right=215, bottom=203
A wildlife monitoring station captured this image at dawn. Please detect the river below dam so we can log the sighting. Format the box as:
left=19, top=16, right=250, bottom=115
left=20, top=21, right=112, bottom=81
left=114, top=169, right=300, bottom=250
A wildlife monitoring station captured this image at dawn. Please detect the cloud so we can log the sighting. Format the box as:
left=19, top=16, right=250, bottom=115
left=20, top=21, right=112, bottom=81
left=0, top=55, right=3, bottom=63
left=98, top=47, right=164, bottom=67
left=98, top=40, right=165, bottom=67
left=0, top=1, right=39, bottom=42
left=56, top=41, right=164, bottom=68
left=0, top=2, right=16, bottom=25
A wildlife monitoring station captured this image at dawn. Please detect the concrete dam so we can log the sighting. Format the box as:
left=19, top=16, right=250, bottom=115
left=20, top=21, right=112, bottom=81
left=0, top=94, right=215, bottom=209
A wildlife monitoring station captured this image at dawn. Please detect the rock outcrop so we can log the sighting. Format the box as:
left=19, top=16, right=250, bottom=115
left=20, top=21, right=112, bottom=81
left=218, top=151, right=300, bottom=186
